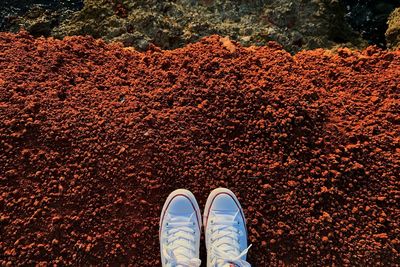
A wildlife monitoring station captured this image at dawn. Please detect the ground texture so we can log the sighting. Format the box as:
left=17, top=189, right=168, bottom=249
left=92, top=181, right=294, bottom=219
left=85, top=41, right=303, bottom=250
left=0, top=32, right=399, bottom=265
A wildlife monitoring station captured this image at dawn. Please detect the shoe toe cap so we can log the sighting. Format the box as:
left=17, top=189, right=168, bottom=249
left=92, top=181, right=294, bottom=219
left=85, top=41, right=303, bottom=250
left=211, top=193, right=239, bottom=212
left=167, top=195, right=196, bottom=215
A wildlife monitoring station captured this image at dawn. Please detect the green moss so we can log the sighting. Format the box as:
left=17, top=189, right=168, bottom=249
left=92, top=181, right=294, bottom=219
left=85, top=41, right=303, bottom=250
left=41, top=0, right=370, bottom=52
left=386, top=8, right=400, bottom=49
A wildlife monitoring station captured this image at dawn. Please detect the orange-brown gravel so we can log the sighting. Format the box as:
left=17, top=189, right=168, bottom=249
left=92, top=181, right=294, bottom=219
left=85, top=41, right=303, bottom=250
left=0, top=32, right=399, bottom=265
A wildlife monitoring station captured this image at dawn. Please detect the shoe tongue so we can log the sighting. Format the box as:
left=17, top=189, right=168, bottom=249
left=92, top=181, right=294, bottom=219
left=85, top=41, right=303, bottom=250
left=222, top=263, right=239, bottom=267
left=168, top=219, right=193, bottom=262
left=170, top=214, right=191, bottom=221
left=212, top=211, right=236, bottom=225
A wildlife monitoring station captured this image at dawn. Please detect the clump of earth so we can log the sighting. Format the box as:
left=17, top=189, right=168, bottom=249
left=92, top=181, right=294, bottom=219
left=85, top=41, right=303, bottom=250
left=1, top=1, right=399, bottom=52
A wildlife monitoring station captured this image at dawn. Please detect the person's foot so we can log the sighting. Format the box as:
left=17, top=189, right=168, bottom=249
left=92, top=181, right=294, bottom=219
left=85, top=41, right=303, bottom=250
left=204, top=188, right=251, bottom=267
left=160, top=189, right=202, bottom=267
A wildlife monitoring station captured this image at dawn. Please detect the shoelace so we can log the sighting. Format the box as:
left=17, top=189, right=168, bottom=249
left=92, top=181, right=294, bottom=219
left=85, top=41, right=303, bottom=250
left=162, top=221, right=201, bottom=267
left=210, top=220, right=252, bottom=267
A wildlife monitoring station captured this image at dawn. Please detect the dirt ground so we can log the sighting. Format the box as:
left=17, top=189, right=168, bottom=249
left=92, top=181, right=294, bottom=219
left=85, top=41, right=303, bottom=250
left=0, top=32, right=399, bottom=265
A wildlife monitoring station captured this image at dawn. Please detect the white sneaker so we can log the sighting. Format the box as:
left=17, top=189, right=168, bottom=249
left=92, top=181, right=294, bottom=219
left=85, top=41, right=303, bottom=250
left=160, top=189, right=202, bottom=267
left=204, top=188, right=251, bottom=267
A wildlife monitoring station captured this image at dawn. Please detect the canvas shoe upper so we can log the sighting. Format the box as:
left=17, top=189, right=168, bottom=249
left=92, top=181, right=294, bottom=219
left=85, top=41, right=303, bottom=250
left=204, top=188, right=251, bottom=267
left=160, top=189, right=202, bottom=267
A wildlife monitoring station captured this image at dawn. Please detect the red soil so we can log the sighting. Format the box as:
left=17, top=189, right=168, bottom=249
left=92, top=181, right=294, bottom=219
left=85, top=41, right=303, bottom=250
left=0, top=32, right=399, bottom=266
